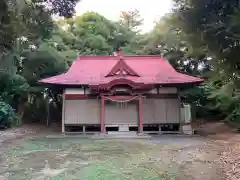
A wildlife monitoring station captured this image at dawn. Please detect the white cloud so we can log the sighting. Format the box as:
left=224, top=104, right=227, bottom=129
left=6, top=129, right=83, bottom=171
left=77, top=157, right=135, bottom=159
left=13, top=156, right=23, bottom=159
left=75, top=0, right=173, bottom=32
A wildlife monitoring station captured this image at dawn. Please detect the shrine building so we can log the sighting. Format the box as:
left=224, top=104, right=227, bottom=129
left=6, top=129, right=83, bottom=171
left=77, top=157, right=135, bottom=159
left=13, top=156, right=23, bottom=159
left=39, top=52, right=203, bottom=134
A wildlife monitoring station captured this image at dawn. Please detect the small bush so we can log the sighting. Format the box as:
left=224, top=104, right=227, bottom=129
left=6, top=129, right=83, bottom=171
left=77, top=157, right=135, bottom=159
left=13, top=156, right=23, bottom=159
left=0, top=101, right=17, bottom=129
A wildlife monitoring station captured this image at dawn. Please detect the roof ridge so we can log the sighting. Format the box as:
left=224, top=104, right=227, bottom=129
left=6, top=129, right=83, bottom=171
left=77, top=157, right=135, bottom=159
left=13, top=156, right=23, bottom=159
left=124, top=55, right=163, bottom=57
left=75, top=55, right=164, bottom=60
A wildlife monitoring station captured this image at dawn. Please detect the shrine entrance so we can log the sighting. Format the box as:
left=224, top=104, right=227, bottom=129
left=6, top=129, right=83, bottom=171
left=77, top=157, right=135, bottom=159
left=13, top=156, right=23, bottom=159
left=105, top=100, right=138, bottom=132
left=101, top=96, right=143, bottom=133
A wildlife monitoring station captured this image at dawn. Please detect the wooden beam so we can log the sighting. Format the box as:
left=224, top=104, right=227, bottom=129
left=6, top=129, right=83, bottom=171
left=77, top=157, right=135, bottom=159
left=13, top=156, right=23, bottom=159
left=62, top=90, right=65, bottom=133
left=138, top=96, right=143, bottom=133
left=146, top=94, right=178, bottom=98
left=65, top=94, right=88, bottom=99
left=101, top=96, right=105, bottom=133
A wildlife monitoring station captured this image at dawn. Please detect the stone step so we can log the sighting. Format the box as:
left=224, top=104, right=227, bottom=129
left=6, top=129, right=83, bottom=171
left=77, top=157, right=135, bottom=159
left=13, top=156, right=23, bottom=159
left=92, top=133, right=151, bottom=139
left=107, top=131, right=137, bottom=135
left=182, top=125, right=193, bottom=135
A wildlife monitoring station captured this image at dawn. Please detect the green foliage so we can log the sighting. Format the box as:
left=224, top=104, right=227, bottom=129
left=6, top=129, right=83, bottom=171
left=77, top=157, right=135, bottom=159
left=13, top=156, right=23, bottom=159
left=0, top=0, right=80, bottom=56
left=52, top=11, right=143, bottom=56
left=119, top=9, right=143, bottom=31
left=0, top=0, right=52, bottom=56
left=22, top=45, right=68, bottom=83
left=0, top=101, right=17, bottom=128
left=206, top=78, right=240, bottom=122
left=2, top=0, right=240, bottom=125
left=171, top=0, right=240, bottom=122
left=0, top=74, right=29, bottom=104
left=0, top=0, right=80, bottom=127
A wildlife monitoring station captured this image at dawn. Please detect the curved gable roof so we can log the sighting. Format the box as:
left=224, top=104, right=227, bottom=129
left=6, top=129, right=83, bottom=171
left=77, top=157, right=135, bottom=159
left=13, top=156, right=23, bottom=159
left=39, top=55, right=203, bottom=85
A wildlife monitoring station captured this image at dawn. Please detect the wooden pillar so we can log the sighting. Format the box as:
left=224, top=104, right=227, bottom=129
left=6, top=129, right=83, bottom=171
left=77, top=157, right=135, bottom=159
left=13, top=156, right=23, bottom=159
left=101, top=96, right=105, bottom=133
left=138, top=96, right=143, bottom=133
left=62, top=90, right=65, bottom=133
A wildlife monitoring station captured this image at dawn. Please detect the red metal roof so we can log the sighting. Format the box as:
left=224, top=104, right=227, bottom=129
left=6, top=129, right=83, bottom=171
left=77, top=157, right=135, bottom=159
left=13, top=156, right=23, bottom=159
left=39, top=55, right=204, bottom=86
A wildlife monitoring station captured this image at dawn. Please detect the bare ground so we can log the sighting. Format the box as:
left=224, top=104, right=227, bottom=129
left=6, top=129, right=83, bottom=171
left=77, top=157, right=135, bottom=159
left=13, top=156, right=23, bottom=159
left=0, top=123, right=239, bottom=180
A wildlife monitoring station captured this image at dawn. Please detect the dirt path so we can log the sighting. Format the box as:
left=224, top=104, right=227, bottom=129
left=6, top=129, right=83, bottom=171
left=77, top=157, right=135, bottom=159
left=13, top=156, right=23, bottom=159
left=149, top=137, right=225, bottom=180
left=211, top=134, right=240, bottom=180
left=0, top=123, right=59, bottom=146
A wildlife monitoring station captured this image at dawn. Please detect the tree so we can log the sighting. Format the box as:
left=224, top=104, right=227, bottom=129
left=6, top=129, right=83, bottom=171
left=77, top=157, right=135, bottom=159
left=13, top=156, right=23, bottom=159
left=3, top=3, right=236, bottom=126
left=0, top=0, right=80, bottom=56
left=119, top=9, right=143, bottom=31
left=174, top=0, right=240, bottom=80
left=143, top=14, right=210, bottom=76
left=55, top=12, right=139, bottom=55
left=173, top=0, right=240, bottom=122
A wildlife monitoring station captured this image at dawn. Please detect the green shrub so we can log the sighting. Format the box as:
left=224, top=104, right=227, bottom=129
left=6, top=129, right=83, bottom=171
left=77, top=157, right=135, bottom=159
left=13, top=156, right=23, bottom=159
left=0, top=101, right=17, bottom=129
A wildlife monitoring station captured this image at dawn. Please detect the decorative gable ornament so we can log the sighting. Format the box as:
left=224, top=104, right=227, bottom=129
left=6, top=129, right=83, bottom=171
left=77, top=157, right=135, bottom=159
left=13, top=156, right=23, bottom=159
left=105, top=55, right=140, bottom=77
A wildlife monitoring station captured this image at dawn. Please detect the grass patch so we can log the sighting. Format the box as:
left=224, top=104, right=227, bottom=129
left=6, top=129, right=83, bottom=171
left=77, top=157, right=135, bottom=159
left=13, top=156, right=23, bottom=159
left=2, top=138, right=177, bottom=180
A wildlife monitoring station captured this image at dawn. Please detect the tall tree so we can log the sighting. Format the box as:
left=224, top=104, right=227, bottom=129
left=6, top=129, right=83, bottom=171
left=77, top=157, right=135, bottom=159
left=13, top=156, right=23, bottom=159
left=174, top=0, right=240, bottom=81
left=0, top=0, right=80, bottom=125
left=0, top=0, right=80, bottom=55
left=55, top=12, right=137, bottom=55
left=119, top=9, right=143, bottom=31
left=174, top=0, right=240, bottom=122
left=143, top=14, right=210, bottom=76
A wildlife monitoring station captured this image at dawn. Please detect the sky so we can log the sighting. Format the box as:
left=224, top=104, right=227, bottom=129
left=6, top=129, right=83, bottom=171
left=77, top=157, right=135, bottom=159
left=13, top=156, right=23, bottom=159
left=75, top=0, right=173, bottom=32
